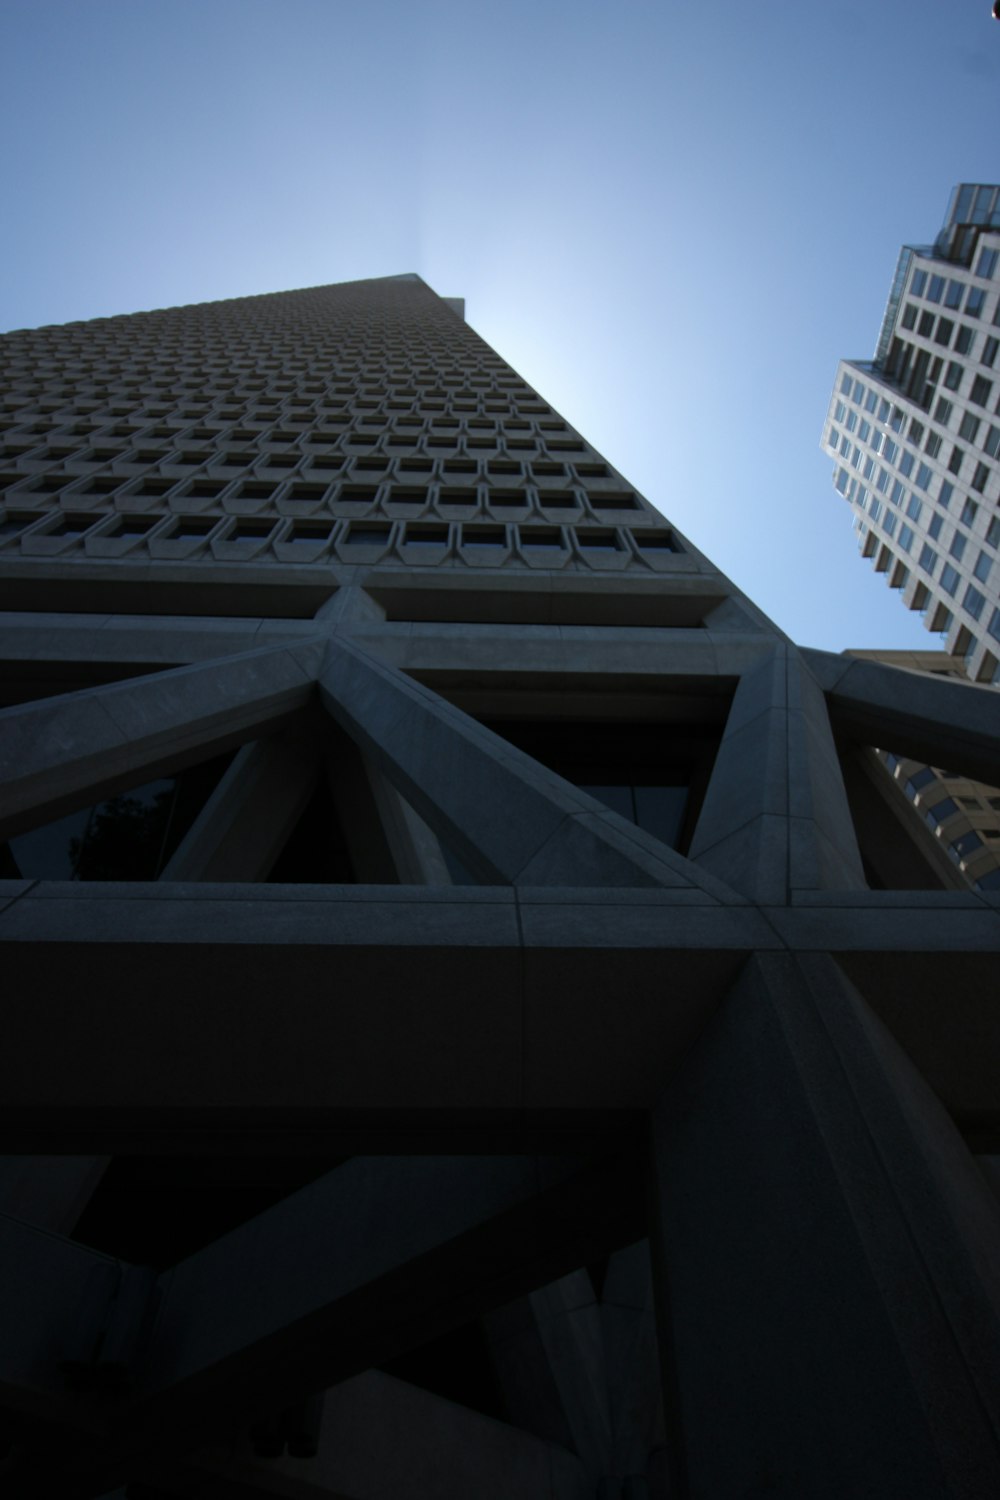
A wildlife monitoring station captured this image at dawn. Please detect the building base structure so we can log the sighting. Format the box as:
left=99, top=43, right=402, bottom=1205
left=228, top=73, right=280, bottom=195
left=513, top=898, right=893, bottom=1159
left=1, top=277, right=1000, bottom=1498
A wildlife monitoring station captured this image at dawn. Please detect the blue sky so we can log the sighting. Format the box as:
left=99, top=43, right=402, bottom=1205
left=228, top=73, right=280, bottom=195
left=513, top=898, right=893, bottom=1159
left=2, top=0, right=998, bottom=651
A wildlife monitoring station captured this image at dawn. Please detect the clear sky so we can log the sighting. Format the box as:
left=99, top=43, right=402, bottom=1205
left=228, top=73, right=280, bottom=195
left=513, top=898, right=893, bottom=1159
left=2, top=0, right=998, bottom=652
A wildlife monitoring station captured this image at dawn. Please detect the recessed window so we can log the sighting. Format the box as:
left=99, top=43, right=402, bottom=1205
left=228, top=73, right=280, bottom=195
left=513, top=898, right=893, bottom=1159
left=404, top=525, right=449, bottom=545
left=188, top=480, right=224, bottom=499
left=109, top=516, right=155, bottom=539
left=519, top=527, right=564, bottom=548
left=0, top=512, right=36, bottom=537
left=344, top=524, right=390, bottom=545
left=971, top=375, right=993, bottom=407
left=972, top=462, right=990, bottom=493
left=169, top=520, right=214, bottom=540
left=488, top=489, right=528, bottom=508
left=578, top=528, right=617, bottom=552
left=338, top=486, right=377, bottom=505
left=462, top=526, right=505, bottom=547
left=438, top=488, right=478, bottom=506
left=633, top=531, right=678, bottom=552
left=286, top=524, right=331, bottom=546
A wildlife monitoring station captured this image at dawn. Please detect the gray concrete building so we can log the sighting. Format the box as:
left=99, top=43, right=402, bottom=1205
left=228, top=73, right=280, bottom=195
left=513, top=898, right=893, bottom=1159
left=823, top=184, right=1000, bottom=685
left=2, top=274, right=1000, bottom=1499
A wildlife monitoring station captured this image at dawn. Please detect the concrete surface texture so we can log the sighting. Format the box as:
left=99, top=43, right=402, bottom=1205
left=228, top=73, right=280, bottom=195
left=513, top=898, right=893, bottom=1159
left=1, top=276, right=1000, bottom=1498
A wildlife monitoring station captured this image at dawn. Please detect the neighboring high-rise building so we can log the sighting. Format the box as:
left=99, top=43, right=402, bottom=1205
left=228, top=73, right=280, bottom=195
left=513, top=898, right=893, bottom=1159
left=2, top=276, right=1000, bottom=1499
left=847, top=649, right=1000, bottom=893
left=822, top=184, right=1000, bottom=685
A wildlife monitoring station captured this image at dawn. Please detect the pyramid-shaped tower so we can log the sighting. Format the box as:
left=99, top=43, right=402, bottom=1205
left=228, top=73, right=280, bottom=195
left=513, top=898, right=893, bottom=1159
left=1, top=276, right=999, bottom=1498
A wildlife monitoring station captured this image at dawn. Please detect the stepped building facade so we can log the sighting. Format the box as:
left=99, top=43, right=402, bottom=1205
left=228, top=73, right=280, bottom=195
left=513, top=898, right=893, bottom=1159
left=2, top=275, right=1000, bottom=1499
left=823, top=183, right=1000, bottom=684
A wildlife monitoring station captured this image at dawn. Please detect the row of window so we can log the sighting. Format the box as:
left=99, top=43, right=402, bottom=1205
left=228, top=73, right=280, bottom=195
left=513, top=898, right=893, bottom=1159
left=899, top=304, right=1000, bottom=370
left=0, top=462, right=626, bottom=504
left=0, top=509, right=679, bottom=559
left=908, top=266, right=996, bottom=318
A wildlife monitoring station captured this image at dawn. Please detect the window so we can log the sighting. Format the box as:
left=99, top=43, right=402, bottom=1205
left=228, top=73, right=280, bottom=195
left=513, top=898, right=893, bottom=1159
left=976, top=247, right=998, bottom=279
left=919, top=543, right=938, bottom=575
left=928, top=274, right=945, bottom=303
left=964, top=584, right=986, bottom=620
left=924, top=432, right=942, bottom=458
left=898, top=524, right=914, bottom=553
left=940, top=562, right=961, bottom=596
left=983, top=337, right=999, bottom=370
left=934, top=396, right=954, bottom=423
left=909, top=418, right=925, bottom=444
left=899, top=451, right=915, bottom=478
left=971, top=375, right=993, bottom=406
left=878, top=399, right=891, bottom=422
left=966, top=287, right=986, bottom=319
left=863, top=456, right=877, bottom=481
left=950, top=532, right=967, bottom=562
left=989, top=607, right=1000, bottom=642
left=906, top=493, right=923, bottom=521
left=858, top=419, right=871, bottom=442
left=918, top=310, right=935, bottom=338
left=911, top=269, right=927, bottom=297
left=864, top=389, right=879, bottom=415
left=852, top=379, right=865, bottom=403
left=974, top=548, right=993, bottom=583
left=988, top=517, right=1000, bottom=548
left=934, top=317, right=954, bottom=347
left=955, top=326, right=974, bottom=354
left=834, top=400, right=847, bottom=422
left=945, top=279, right=965, bottom=309
left=938, top=479, right=954, bottom=508
left=972, top=461, right=990, bottom=492
left=959, top=412, right=981, bottom=442
left=890, top=478, right=905, bottom=506
left=944, top=361, right=963, bottom=391
left=891, top=406, right=905, bottom=432
left=915, top=463, right=932, bottom=491
left=961, top=497, right=979, bottom=526
left=840, top=372, right=853, bottom=396
left=845, top=410, right=858, bottom=432
left=985, top=425, right=1000, bottom=458
left=883, top=438, right=899, bottom=464
left=928, top=512, right=944, bottom=540
left=948, top=446, right=964, bottom=475
left=883, top=510, right=897, bottom=537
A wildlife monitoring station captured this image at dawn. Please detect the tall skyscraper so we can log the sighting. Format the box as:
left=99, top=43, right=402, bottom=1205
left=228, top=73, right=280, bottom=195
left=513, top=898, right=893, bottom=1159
left=822, top=184, right=1000, bottom=685
left=2, top=276, right=1000, bottom=1499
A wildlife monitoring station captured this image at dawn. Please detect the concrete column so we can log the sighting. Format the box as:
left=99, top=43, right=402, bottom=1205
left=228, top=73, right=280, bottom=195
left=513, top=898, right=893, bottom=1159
left=648, top=951, right=1000, bottom=1498
left=161, top=728, right=320, bottom=882
left=688, top=645, right=865, bottom=902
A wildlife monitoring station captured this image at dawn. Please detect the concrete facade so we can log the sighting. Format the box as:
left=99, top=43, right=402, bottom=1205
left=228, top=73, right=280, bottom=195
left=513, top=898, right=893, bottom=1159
left=2, top=276, right=1000, bottom=1498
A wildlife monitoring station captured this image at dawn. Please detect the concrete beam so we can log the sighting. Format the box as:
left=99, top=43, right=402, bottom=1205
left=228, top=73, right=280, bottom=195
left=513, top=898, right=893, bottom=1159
left=7, top=1157, right=642, bottom=1495
left=0, top=886, right=998, bottom=1148
left=804, top=647, right=1000, bottom=785
left=649, top=951, right=1000, bottom=1498
left=317, top=635, right=736, bottom=895
left=136, top=1371, right=590, bottom=1500
left=688, top=646, right=866, bottom=902
left=161, top=729, right=321, bottom=882
left=0, top=643, right=325, bottom=841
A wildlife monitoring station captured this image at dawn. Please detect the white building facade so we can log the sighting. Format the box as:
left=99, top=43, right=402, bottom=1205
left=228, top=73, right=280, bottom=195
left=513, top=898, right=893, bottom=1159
left=823, top=184, right=1000, bottom=685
